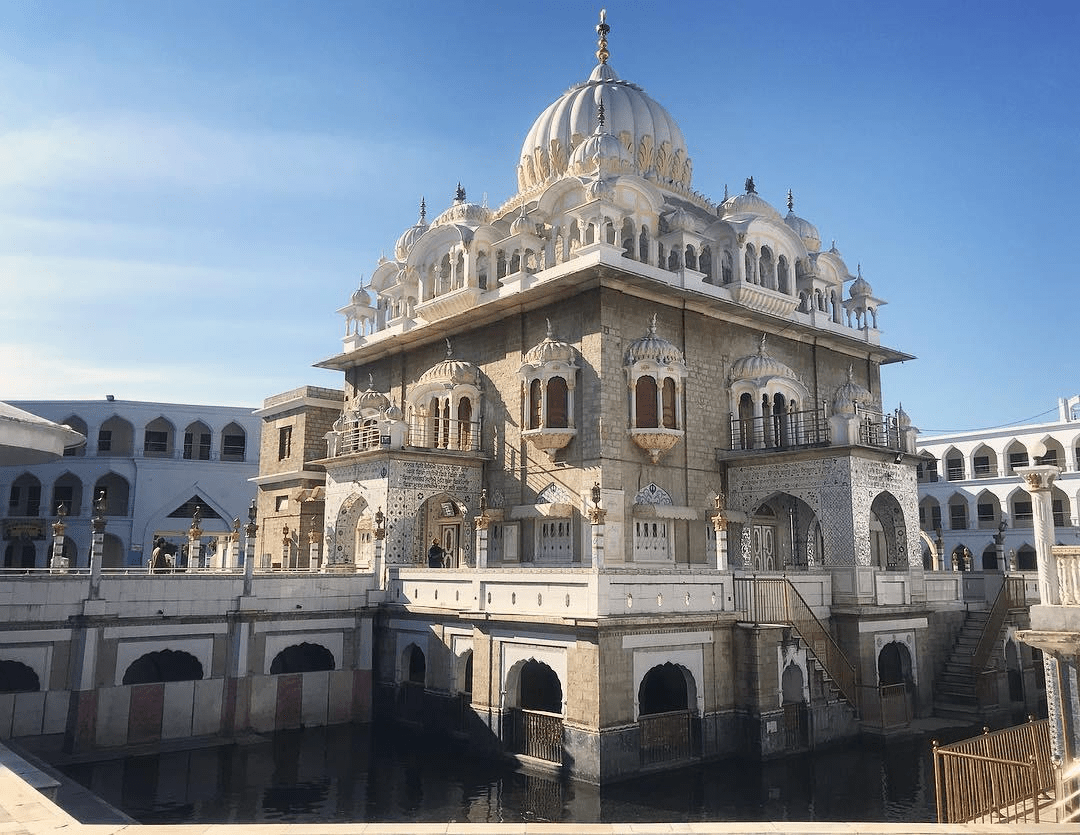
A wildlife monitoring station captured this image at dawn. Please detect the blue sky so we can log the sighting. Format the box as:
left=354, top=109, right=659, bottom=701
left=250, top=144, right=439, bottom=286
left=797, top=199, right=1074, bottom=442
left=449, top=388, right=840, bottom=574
left=1, top=1, right=1076, bottom=434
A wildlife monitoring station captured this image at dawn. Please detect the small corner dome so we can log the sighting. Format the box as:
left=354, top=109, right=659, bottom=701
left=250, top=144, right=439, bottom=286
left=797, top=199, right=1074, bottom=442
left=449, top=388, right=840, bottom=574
left=395, top=220, right=428, bottom=262
left=420, top=348, right=481, bottom=387
left=625, top=320, right=685, bottom=366
left=833, top=368, right=874, bottom=415
left=784, top=210, right=821, bottom=252
left=355, top=384, right=390, bottom=414
left=519, top=61, right=690, bottom=191
left=897, top=404, right=912, bottom=428
left=850, top=273, right=873, bottom=297
left=730, top=341, right=797, bottom=383
left=722, top=190, right=781, bottom=221
left=524, top=328, right=576, bottom=366
left=350, top=285, right=372, bottom=307
left=570, top=125, right=632, bottom=174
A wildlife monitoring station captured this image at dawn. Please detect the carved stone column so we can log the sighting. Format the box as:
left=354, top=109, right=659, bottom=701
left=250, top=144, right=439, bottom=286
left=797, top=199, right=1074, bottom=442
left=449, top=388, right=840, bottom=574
left=373, top=508, right=386, bottom=588
left=1016, top=465, right=1061, bottom=605
left=308, top=530, right=321, bottom=572
left=710, top=492, right=728, bottom=572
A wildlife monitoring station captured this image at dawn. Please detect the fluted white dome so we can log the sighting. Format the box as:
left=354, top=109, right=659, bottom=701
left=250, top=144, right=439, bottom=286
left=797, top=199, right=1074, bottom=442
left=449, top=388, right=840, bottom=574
left=833, top=367, right=874, bottom=415
left=721, top=180, right=781, bottom=220
left=519, top=61, right=691, bottom=191
left=784, top=210, right=821, bottom=252
left=524, top=323, right=576, bottom=365
left=625, top=318, right=685, bottom=366
left=731, top=340, right=797, bottom=383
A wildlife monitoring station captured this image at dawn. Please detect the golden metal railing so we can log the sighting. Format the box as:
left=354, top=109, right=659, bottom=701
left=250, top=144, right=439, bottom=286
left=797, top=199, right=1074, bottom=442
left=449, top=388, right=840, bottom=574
left=971, top=576, right=1027, bottom=671
left=734, top=576, right=858, bottom=711
left=933, top=717, right=1053, bottom=823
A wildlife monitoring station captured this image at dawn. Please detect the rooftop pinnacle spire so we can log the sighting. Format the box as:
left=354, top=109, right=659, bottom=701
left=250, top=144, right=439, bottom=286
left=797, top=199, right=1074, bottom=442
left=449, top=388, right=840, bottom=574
left=419, top=196, right=427, bottom=223
left=597, top=97, right=605, bottom=129
left=787, top=189, right=794, bottom=212
left=596, top=9, right=610, bottom=65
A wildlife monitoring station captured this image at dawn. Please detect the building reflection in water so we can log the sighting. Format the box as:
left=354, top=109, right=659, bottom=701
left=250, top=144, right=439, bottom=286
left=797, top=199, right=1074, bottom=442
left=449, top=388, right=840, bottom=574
left=59, top=723, right=939, bottom=824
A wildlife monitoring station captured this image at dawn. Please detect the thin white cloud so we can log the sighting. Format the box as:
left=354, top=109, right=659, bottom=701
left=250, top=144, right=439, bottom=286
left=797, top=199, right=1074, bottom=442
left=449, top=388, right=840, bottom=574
left=0, top=114, right=384, bottom=194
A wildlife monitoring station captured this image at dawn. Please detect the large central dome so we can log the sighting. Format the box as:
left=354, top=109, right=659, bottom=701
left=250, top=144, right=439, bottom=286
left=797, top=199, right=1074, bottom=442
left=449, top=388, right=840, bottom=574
left=517, top=16, right=691, bottom=193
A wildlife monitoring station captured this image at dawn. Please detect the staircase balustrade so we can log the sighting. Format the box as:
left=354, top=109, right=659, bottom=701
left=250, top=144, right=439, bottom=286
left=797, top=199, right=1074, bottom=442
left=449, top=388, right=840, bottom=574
left=734, top=576, right=859, bottom=711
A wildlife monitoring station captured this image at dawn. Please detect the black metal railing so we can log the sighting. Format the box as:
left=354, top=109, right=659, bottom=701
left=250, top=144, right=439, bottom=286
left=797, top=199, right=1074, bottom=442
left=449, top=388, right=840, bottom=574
left=509, top=708, right=563, bottom=764
left=639, top=709, right=693, bottom=765
left=729, top=404, right=829, bottom=452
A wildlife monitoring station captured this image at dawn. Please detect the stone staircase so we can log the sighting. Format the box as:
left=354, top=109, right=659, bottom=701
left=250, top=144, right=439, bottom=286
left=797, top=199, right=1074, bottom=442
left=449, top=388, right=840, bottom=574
left=933, top=609, right=990, bottom=722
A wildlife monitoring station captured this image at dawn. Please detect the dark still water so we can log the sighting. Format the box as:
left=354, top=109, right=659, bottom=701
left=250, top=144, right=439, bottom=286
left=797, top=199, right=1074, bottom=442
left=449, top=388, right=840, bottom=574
left=60, top=724, right=941, bottom=825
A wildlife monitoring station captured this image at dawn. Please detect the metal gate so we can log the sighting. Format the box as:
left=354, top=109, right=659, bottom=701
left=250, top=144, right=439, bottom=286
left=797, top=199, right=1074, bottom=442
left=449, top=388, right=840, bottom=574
left=509, top=708, right=564, bottom=764
left=639, top=709, right=693, bottom=765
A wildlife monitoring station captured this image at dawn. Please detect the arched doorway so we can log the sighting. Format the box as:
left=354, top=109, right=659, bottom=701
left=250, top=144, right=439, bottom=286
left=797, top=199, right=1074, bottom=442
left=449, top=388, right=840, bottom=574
left=417, top=493, right=468, bottom=568
left=877, top=640, right=914, bottom=727
left=637, top=662, right=698, bottom=765
left=746, top=493, right=819, bottom=570
left=870, top=492, right=908, bottom=570
left=508, top=659, right=564, bottom=764
left=270, top=643, right=335, bottom=674
left=398, top=643, right=426, bottom=722
left=781, top=661, right=809, bottom=749
left=122, top=649, right=204, bottom=685
left=0, top=659, right=40, bottom=692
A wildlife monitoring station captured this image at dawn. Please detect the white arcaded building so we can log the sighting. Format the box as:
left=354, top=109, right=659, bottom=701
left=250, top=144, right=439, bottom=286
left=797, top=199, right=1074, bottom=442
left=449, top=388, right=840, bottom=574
left=917, top=395, right=1080, bottom=571
left=1, top=399, right=260, bottom=569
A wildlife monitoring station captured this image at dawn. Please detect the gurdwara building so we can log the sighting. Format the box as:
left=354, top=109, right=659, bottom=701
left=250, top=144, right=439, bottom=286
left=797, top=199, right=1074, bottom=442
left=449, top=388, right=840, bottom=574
left=252, top=15, right=1037, bottom=781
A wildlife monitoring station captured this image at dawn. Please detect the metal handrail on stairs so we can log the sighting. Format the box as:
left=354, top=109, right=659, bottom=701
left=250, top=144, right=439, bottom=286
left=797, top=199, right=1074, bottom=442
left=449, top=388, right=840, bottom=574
left=970, top=576, right=1027, bottom=671
left=734, top=576, right=859, bottom=711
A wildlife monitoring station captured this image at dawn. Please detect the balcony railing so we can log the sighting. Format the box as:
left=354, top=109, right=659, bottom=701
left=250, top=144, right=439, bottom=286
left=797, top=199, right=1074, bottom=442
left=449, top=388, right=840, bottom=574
left=855, top=406, right=901, bottom=449
left=728, top=404, right=829, bottom=452
left=508, top=708, right=563, bottom=764
left=407, top=417, right=481, bottom=452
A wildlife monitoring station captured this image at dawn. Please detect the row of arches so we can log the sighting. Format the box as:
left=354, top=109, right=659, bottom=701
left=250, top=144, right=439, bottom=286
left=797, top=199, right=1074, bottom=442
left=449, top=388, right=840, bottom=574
left=924, top=437, right=1079, bottom=483
left=58, top=414, right=247, bottom=461
left=0, top=642, right=336, bottom=692
left=920, top=488, right=1073, bottom=531
left=6, top=470, right=131, bottom=518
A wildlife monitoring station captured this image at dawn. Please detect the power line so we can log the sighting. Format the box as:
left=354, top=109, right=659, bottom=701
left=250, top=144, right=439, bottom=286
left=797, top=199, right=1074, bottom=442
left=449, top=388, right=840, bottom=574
left=919, top=407, right=1059, bottom=436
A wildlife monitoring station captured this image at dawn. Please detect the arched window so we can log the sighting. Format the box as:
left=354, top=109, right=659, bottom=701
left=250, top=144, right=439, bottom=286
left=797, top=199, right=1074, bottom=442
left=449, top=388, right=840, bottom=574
left=94, top=473, right=130, bottom=517
left=639, top=226, right=649, bottom=262
left=496, top=250, right=507, bottom=280
left=182, top=421, right=211, bottom=460
left=143, top=417, right=174, bottom=458
left=0, top=660, right=40, bottom=693
left=408, top=645, right=426, bottom=686
left=221, top=422, right=247, bottom=462
left=621, top=219, right=635, bottom=258
left=62, top=415, right=87, bottom=457
left=529, top=379, right=542, bottom=430
left=51, top=472, right=83, bottom=517
left=684, top=245, right=696, bottom=271
left=635, top=376, right=659, bottom=428
left=547, top=377, right=568, bottom=428
left=777, top=255, right=790, bottom=294
left=744, top=244, right=756, bottom=284
left=97, top=416, right=134, bottom=456
left=457, top=397, right=473, bottom=450
left=738, top=392, right=755, bottom=450
left=722, top=249, right=733, bottom=283
left=667, top=248, right=680, bottom=271
left=8, top=473, right=42, bottom=516
left=662, top=378, right=677, bottom=429
left=699, top=246, right=713, bottom=282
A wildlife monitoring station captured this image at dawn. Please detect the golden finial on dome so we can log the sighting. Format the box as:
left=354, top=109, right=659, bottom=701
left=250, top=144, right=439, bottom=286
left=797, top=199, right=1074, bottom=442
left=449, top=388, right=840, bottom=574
left=596, top=9, right=610, bottom=65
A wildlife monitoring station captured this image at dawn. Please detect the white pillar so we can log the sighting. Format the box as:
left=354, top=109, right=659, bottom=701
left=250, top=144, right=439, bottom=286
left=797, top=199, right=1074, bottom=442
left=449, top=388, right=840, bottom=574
left=1017, top=465, right=1061, bottom=605
left=308, top=531, right=320, bottom=572
left=589, top=506, right=607, bottom=570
